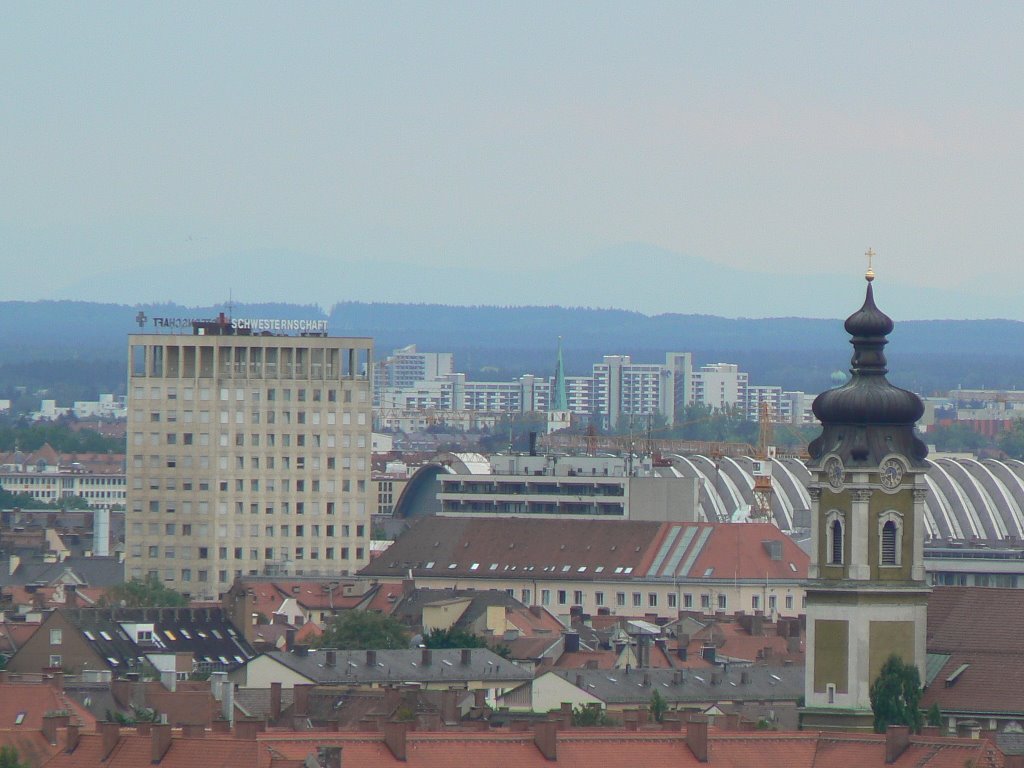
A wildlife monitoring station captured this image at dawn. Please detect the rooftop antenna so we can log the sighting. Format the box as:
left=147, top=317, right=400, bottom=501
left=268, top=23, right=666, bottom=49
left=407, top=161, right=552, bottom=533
left=227, top=289, right=234, bottom=320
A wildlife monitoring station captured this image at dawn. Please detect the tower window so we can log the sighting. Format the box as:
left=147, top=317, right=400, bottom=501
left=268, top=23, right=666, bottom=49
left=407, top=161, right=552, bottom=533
left=878, top=512, right=903, bottom=566
left=881, top=521, right=897, bottom=564
left=826, top=510, right=845, bottom=566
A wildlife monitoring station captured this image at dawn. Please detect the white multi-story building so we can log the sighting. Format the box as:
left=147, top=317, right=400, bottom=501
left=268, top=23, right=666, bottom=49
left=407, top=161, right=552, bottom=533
left=373, top=346, right=454, bottom=405
left=690, top=363, right=749, bottom=412
left=126, top=319, right=374, bottom=599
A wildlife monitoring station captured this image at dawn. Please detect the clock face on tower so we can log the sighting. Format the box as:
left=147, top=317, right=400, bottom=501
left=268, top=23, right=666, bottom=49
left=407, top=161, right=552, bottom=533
left=880, top=458, right=904, bottom=489
left=824, top=456, right=844, bottom=490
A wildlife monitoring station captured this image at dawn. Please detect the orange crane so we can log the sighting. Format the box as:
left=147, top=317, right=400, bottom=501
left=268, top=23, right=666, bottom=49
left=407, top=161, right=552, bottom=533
left=751, top=400, right=775, bottom=521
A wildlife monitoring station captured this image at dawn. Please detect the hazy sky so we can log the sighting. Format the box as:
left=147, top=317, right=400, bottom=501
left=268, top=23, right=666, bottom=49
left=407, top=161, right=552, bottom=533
left=3, top=3, right=1024, bottom=318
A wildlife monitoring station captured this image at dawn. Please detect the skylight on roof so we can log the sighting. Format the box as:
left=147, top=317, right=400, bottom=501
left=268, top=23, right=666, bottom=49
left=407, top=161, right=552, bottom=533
left=84, top=631, right=96, bottom=641
left=99, top=631, right=112, bottom=641
left=211, top=629, right=223, bottom=640
left=447, top=563, right=457, bottom=570
left=594, top=566, right=604, bottom=573
left=179, top=629, right=191, bottom=639
left=14, top=712, right=25, bottom=725
left=577, top=566, right=587, bottom=573
left=703, top=567, right=714, bottom=577
left=164, top=630, right=177, bottom=641
left=424, top=562, right=435, bottom=569
left=614, top=567, right=623, bottom=574
left=789, top=563, right=798, bottom=572
left=623, top=567, right=633, bottom=574
left=470, top=563, right=480, bottom=571
left=561, top=565, right=571, bottom=572
left=489, top=564, right=498, bottom=570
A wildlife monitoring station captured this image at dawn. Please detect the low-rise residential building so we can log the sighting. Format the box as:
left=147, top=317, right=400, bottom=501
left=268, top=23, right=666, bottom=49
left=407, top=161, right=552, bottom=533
left=231, top=647, right=532, bottom=703
left=5, top=607, right=255, bottom=678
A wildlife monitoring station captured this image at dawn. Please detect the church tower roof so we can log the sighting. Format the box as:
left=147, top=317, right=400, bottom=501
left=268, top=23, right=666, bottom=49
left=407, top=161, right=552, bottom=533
left=551, top=337, right=568, bottom=412
left=808, top=269, right=928, bottom=468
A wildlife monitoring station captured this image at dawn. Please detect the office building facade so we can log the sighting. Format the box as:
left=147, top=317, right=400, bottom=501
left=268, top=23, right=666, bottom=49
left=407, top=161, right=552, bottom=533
left=126, top=322, right=373, bottom=599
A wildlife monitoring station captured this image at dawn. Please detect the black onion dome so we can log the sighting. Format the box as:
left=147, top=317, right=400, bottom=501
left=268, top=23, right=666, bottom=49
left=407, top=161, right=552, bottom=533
left=808, top=274, right=928, bottom=465
left=844, top=282, right=894, bottom=338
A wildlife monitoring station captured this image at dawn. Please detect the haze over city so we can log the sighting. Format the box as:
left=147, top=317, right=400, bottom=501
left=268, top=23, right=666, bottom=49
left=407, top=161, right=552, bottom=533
left=3, top=3, right=1023, bottom=319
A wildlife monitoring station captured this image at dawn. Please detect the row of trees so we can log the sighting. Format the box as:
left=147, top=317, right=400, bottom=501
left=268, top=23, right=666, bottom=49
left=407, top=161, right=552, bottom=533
left=0, top=420, right=124, bottom=454
left=927, top=420, right=1024, bottom=459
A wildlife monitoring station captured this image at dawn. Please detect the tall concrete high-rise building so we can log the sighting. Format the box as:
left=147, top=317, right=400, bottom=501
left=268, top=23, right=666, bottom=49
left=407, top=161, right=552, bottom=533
left=125, top=316, right=373, bottom=599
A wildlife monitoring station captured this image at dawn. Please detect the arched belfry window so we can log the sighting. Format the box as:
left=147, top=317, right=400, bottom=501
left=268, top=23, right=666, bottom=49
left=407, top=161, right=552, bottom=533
left=825, top=510, right=845, bottom=566
left=878, top=511, right=903, bottom=566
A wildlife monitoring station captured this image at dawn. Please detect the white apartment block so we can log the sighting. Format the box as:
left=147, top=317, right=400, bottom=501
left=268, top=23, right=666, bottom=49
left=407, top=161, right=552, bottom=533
left=0, top=469, right=126, bottom=509
left=690, top=363, right=749, bottom=412
left=373, top=346, right=454, bottom=405
left=126, top=325, right=374, bottom=599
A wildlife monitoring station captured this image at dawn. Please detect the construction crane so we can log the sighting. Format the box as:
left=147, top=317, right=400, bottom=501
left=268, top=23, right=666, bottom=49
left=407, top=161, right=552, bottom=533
left=751, top=400, right=775, bottom=522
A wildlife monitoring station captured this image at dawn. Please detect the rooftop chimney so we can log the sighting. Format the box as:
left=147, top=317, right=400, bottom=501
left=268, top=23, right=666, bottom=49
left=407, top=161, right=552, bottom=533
left=421, top=648, right=432, bottom=666
left=460, top=648, right=471, bottom=666
left=270, top=682, right=282, bottom=721
left=364, top=650, right=375, bottom=667
left=150, top=723, right=172, bottom=764
left=885, top=725, right=911, bottom=763
left=686, top=716, right=709, bottom=763
left=99, top=722, right=121, bottom=761
left=533, top=720, right=558, bottom=760
left=382, top=721, right=410, bottom=761
left=293, top=683, right=314, bottom=717
left=64, top=723, right=80, bottom=753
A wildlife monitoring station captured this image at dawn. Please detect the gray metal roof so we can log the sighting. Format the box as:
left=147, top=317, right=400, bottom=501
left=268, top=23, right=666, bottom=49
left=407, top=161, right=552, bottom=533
left=549, top=664, right=804, bottom=705
left=267, top=647, right=533, bottom=685
left=666, top=454, right=1024, bottom=545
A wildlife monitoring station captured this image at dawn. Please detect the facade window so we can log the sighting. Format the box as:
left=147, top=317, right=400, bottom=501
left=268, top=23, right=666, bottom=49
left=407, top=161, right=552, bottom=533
left=632, top=592, right=642, bottom=608
left=50, top=630, right=62, bottom=645
left=785, top=594, right=794, bottom=610
left=616, top=592, right=626, bottom=607
left=879, top=512, right=903, bottom=566
left=648, top=593, right=658, bottom=608
left=557, top=590, right=567, bottom=605
left=717, top=594, right=727, bottom=610
left=683, top=593, right=693, bottom=608
left=595, top=592, right=604, bottom=606
left=667, top=593, right=677, bottom=608
left=826, top=510, right=845, bottom=565
left=769, top=595, right=777, bottom=612
left=541, top=589, right=551, bottom=606
left=49, top=655, right=62, bottom=668
left=573, top=590, right=584, bottom=605
left=752, top=595, right=760, bottom=611
left=700, top=594, right=711, bottom=609
left=522, top=589, right=532, bottom=604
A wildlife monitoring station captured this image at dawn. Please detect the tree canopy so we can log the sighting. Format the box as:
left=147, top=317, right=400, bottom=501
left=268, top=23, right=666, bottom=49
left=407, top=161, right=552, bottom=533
left=422, top=627, right=489, bottom=649
left=99, top=575, right=188, bottom=608
left=869, top=655, right=923, bottom=734
left=317, top=610, right=410, bottom=650
left=0, top=745, right=29, bottom=768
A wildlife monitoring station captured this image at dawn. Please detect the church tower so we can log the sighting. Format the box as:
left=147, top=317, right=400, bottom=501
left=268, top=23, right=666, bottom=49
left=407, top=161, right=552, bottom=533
left=801, top=261, right=930, bottom=731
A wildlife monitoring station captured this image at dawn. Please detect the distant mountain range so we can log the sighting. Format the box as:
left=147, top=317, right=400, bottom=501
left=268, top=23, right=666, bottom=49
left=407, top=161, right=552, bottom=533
left=1, top=299, right=1023, bottom=397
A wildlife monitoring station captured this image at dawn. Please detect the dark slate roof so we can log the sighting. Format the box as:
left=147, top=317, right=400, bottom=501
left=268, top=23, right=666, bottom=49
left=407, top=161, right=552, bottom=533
left=0, top=556, right=124, bottom=587
left=265, top=647, right=532, bottom=686
left=60, top=606, right=256, bottom=671
left=547, top=664, right=804, bottom=705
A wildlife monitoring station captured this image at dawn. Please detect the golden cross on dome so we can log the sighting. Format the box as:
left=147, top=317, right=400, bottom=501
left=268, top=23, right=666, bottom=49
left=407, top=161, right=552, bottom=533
left=865, top=247, right=876, bottom=282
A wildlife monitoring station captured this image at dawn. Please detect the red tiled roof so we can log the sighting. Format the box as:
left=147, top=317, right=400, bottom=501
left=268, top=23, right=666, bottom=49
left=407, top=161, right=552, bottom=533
left=361, top=518, right=807, bottom=584
left=0, top=682, right=96, bottom=731
left=923, top=586, right=1024, bottom=716
left=32, top=726, right=1008, bottom=768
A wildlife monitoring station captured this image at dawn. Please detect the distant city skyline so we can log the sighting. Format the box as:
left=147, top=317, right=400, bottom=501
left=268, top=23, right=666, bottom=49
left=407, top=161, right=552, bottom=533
left=3, top=3, right=1023, bottom=319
